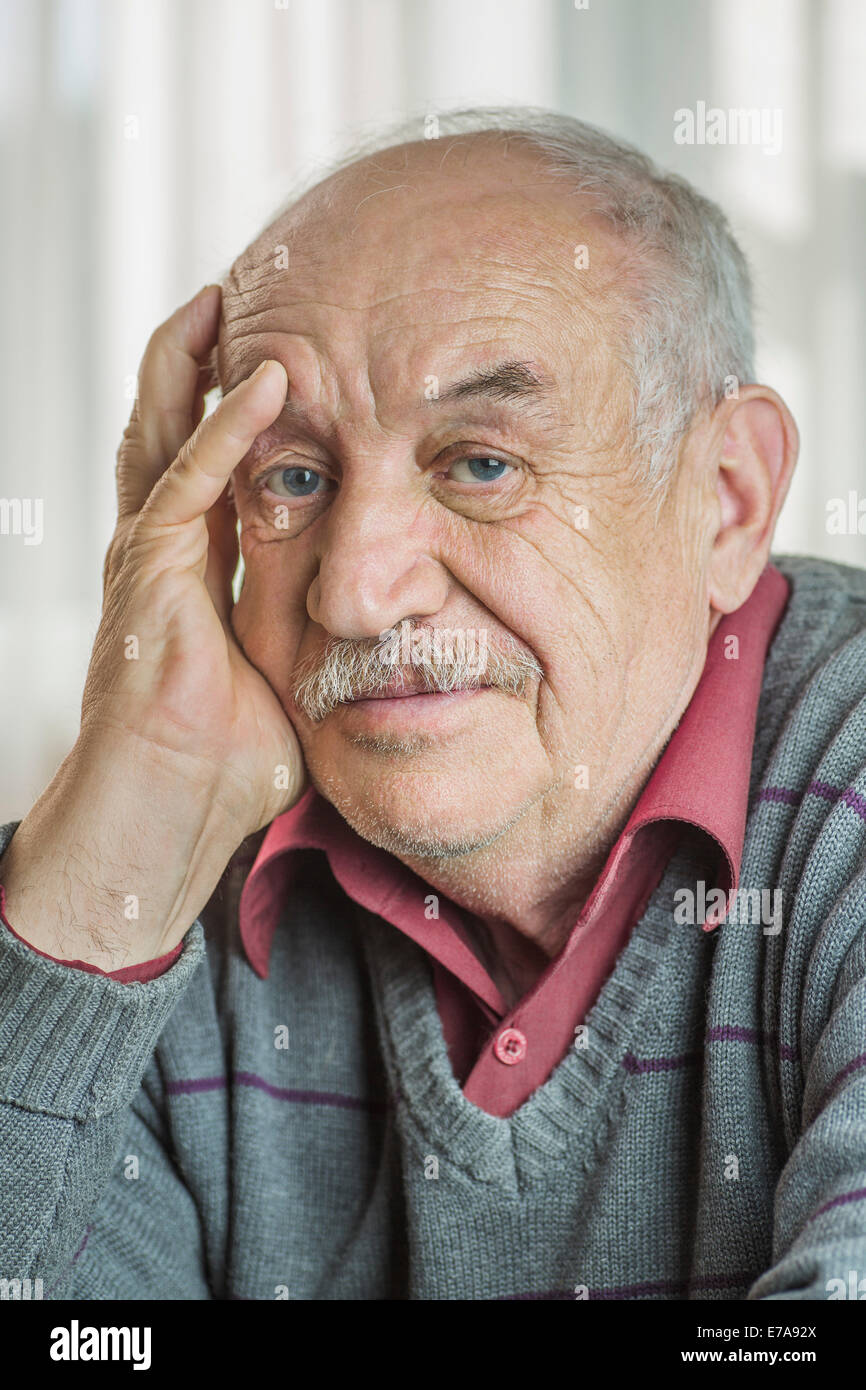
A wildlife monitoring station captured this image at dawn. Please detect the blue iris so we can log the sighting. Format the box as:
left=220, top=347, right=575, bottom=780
left=466, top=458, right=508, bottom=481
left=281, top=467, right=320, bottom=496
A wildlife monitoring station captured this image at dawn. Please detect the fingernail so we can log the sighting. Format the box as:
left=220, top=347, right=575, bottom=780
left=252, top=359, right=279, bottom=380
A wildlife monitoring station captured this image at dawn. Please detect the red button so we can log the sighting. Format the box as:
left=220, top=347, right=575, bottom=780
left=494, top=1027, right=527, bottom=1065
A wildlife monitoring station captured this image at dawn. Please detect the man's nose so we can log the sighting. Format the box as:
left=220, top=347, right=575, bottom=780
left=306, top=479, right=450, bottom=639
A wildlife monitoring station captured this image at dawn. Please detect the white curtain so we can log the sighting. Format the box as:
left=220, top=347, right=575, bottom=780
left=1, top=0, right=864, bottom=819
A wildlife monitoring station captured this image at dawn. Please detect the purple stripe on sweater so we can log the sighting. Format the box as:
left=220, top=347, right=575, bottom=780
left=234, top=1072, right=387, bottom=1112
left=706, top=1024, right=763, bottom=1044
left=808, top=779, right=839, bottom=802
left=166, top=1071, right=387, bottom=1113
left=71, top=1224, right=93, bottom=1264
left=500, top=1289, right=574, bottom=1300
left=625, top=1029, right=798, bottom=1075
left=815, top=1052, right=866, bottom=1114
left=689, top=1269, right=759, bottom=1292
left=501, top=1271, right=754, bottom=1300
left=595, top=1269, right=755, bottom=1299
left=812, top=1187, right=866, bottom=1220
left=590, top=1278, right=687, bottom=1299
left=758, top=780, right=866, bottom=823
left=47, top=1223, right=94, bottom=1295
left=623, top=1051, right=701, bottom=1074
left=708, top=1025, right=797, bottom=1060
left=167, top=1076, right=226, bottom=1096
left=757, top=786, right=801, bottom=805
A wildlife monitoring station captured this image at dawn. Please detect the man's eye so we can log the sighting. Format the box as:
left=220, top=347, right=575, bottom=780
left=265, top=466, right=331, bottom=498
left=446, top=457, right=513, bottom=484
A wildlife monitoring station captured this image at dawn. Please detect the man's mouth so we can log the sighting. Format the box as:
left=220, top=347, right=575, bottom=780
left=334, top=682, right=496, bottom=735
left=349, top=674, right=490, bottom=701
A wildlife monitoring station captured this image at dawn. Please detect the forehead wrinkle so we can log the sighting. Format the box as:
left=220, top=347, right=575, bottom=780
left=225, top=202, right=611, bottom=346
left=234, top=376, right=574, bottom=452
left=226, top=270, right=557, bottom=325
left=221, top=258, right=272, bottom=326
left=220, top=258, right=615, bottom=436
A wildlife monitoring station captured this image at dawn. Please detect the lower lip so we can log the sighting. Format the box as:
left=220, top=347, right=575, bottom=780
left=336, top=686, right=492, bottom=731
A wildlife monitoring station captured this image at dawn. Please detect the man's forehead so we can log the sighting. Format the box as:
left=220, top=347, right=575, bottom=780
left=217, top=137, right=626, bottom=404
left=217, top=281, right=591, bottom=419
left=226, top=207, right=579, bottom=315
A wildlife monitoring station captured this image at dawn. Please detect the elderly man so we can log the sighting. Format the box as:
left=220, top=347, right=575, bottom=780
left=1, top=109, right=864, bottom=1303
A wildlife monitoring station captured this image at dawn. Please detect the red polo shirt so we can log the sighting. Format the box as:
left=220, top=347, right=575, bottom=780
left=1, top=566, right=790, bottom=1118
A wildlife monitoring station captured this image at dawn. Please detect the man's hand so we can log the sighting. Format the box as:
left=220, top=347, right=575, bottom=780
left=0, top=286, right=307, bottom=969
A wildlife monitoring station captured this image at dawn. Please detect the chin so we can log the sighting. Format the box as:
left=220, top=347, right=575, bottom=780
left=304, top=730, right=546, bottom=863
left=294, top=687, right=552, bottom=859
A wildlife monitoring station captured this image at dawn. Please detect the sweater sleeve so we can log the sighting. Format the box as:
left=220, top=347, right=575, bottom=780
left=748, top=922, right=866, bottom=1300
left=0, top=817, right=210, bottom=1297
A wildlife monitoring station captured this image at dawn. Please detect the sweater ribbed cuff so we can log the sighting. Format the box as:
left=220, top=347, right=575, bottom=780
left=0, top=818, right=205, bottom=1121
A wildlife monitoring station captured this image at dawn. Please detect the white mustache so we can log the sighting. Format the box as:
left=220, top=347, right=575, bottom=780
left=291, top=623, right=543, bottom=722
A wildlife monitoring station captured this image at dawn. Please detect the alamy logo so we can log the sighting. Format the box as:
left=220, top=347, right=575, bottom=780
left=0, top=497, right=43, bottom=545
left=673, top=102, right=783, bottom=156
left=375, top=619, right=489, bottom=676
left=0, top=1276, right=43, bottom=1299
left=826, top=1270, right=866, bottom=1299
left=673, top=881, right=782, bottom=935
left=49, top=1320, right=152, bottom=1371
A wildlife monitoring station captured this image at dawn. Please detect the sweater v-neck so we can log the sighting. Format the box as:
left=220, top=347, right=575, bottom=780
left=360, top=833, right=717, bottom=1189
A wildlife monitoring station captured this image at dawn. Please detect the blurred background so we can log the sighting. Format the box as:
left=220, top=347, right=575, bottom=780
left=1, top=0, right=865, bottom=820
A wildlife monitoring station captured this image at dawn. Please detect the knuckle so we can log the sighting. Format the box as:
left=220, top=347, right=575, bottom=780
left=171, top=435, right=197, bottom=477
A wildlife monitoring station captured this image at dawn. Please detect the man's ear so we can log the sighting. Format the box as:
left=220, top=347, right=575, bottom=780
left=708, top=384, right=798, bottom=615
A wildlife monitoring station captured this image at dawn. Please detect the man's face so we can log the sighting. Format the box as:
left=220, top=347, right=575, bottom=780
left=218, top=138, right=714, bottom=862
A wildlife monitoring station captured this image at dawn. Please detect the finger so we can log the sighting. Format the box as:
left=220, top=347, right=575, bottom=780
left=140, top=360, right=287, bottom=530
left=116, top=285, right=221, bottom=518
left=139, top=286, right=221, bottom=463
left=204, top=484, right=239, bottom=622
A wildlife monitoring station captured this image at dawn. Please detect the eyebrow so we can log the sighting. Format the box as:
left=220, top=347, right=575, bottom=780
left=226, top=357, right=557, bottom=438
left=435, top=360, right=555, bottom=406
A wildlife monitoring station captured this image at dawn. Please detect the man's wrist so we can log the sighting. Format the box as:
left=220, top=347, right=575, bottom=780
left=0, top=733, right=243, bottom=969
left=0, top=883, right=184, bottom=980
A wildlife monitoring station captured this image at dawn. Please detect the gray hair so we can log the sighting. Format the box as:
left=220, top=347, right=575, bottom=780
left=269, top=106, right=756, bottom=498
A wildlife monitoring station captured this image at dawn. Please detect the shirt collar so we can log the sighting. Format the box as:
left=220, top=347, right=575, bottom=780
left=238, top=563, right=790, bottom=978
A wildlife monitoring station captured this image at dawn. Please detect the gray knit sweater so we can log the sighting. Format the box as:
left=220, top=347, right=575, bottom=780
left=1, top=554, right=865, bottom=1301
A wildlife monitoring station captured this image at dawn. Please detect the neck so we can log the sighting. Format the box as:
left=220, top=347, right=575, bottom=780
left=403, top=757, right=645, bottom=961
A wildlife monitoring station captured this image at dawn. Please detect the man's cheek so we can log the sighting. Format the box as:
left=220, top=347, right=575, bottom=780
left=230, top=567, right=308, bottom=697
